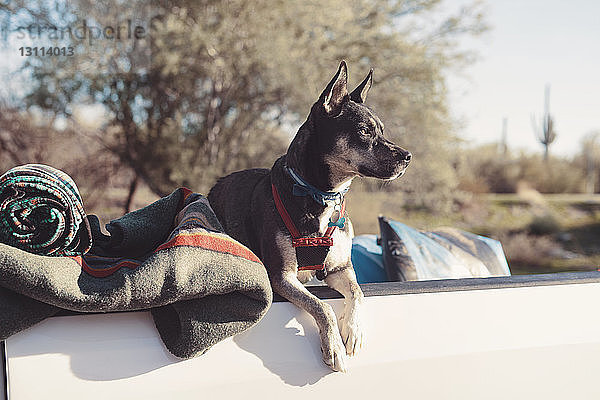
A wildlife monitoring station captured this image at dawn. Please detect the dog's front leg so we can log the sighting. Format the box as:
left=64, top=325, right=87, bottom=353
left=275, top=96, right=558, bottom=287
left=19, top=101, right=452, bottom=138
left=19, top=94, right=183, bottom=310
left=324, top=265, right=364, bottom=356
left=271, top=270, right=348, bottom=372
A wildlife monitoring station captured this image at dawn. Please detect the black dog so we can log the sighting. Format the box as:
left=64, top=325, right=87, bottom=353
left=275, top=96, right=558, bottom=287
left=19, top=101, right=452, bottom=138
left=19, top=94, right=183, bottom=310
left=208, top=61, right=411, bottom=372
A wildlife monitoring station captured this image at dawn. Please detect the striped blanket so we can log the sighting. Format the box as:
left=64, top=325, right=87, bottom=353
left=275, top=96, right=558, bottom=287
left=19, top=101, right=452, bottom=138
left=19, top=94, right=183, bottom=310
left=78, top=188, right=261, bottom=279
left=0, top=184, right=272, bottom=359
left=0, top=164, right=92, bottom=256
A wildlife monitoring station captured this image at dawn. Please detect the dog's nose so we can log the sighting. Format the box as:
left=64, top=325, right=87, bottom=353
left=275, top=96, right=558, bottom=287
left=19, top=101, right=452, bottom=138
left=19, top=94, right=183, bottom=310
left=403, top=152, right=412, bottom=163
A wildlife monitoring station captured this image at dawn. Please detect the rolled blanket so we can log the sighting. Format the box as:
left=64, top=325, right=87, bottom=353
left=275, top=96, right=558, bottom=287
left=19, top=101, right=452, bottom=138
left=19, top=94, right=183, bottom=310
left=0, top=187, right=272, bottom=359
left=0, top=164, right=92, bottom=256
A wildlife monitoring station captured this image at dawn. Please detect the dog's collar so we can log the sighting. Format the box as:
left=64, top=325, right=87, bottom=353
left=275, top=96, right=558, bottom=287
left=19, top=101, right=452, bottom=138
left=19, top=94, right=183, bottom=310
left=284, top=164, right=349, bottom=206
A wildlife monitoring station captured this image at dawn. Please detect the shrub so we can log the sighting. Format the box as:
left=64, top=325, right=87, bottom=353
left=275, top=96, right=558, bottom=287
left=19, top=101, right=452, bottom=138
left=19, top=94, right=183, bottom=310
left=528, top=213, right=561, bottom=235
left=499, top=232, right=560, bottom=267
left=454, top=144, right=586, bottom=194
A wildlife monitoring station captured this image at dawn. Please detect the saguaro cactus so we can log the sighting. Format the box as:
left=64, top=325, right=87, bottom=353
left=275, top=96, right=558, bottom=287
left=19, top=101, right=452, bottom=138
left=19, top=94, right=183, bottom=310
left=531, top=84, right=557, bottom=161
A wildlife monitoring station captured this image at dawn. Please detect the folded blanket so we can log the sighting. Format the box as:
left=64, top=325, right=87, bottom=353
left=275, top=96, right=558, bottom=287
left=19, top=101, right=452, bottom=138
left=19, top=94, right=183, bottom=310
left=0, top=186, right=272, bottom=359
left=0, top=164, right=92, bottom=256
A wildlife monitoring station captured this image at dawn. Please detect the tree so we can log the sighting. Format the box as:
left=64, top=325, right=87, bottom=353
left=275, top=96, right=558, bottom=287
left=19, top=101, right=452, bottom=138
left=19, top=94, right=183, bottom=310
left=7, top=0, right=488, bottom=210
left=0, top=101, right=123, bottom=210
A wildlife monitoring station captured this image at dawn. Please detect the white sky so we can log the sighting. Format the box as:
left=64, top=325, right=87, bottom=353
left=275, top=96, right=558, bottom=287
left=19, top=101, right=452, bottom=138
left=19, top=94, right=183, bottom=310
left=445, top=0, right=600, bottom=157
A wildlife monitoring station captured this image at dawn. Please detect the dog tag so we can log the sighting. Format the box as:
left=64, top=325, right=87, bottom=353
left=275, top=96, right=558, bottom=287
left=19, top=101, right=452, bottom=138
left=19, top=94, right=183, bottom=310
left=328, top=210, right=346, bottom=229
left=331, top=210, right=341, bottom=223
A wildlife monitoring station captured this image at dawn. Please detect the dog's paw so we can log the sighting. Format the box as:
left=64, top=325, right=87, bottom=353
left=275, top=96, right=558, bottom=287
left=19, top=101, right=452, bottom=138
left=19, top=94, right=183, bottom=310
left=338, top=309, right=364, bottom=356
left=321, top=330, right=348, bottom=372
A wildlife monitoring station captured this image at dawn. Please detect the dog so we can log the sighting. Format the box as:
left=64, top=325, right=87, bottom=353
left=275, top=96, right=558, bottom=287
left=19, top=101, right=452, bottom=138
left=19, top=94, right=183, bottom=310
left=208, top=61, right=411, bottom=372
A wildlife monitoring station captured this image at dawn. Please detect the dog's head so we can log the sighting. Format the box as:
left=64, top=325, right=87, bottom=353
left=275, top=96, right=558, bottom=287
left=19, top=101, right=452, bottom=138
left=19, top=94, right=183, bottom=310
left=299, top=61, right=411, bottom=182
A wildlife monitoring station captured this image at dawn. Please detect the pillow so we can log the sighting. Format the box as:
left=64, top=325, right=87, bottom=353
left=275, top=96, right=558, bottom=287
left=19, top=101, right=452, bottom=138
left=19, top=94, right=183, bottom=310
left=350, top=216, right=510, bottom=283
left=351, top=234, right=387, bottom=284
left=378, top=216, right=510, bottom=282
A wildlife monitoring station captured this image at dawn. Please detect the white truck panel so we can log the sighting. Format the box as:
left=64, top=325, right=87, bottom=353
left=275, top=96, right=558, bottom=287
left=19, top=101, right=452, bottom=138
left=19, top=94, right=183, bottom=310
left=4, top=282, right=600, bottom=399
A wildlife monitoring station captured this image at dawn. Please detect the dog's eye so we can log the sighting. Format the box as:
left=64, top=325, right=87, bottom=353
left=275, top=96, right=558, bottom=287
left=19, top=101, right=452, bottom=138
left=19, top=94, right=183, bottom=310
left=358, top=128, right=370, bottom=138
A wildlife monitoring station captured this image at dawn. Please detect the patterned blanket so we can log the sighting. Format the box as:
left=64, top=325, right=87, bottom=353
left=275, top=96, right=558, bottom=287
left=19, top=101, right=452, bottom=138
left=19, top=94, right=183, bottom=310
left=0, top=164, right=92, bottom=256
left=0, top=182, right=272, bottom=359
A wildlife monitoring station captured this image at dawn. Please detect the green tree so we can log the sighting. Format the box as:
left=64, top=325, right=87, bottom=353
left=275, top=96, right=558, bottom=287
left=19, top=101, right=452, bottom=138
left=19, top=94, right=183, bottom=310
left=7, top=0, right=487, bottom=210
left=0, top=102, right=123, bottom=210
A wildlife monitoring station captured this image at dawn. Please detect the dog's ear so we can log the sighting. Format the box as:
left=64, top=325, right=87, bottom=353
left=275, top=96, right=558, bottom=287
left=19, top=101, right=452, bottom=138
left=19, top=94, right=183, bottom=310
left=350, top=69, right=373, bottom=104
left=320, top=60, right=349, bottom=115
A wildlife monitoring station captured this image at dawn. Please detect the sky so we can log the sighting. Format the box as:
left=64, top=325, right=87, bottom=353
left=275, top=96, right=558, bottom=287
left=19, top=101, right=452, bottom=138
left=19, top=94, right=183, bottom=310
left=444, top=0, right=600, bottom=157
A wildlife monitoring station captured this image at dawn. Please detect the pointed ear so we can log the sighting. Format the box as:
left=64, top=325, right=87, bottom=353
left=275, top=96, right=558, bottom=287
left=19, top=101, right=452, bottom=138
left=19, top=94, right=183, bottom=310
left=319, top=60, right=349, bottom=115
left=349, top=68, right=373, bottom=103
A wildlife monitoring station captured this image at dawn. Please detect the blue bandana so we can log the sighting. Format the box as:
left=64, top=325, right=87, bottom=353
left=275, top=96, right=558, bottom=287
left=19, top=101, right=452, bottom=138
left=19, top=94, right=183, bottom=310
left=284, top=165, right=349, bottom=206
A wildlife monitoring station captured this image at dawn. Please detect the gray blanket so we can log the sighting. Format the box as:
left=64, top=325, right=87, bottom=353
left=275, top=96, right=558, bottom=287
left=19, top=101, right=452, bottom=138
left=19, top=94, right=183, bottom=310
left=0, top=187, right=272, bottom=359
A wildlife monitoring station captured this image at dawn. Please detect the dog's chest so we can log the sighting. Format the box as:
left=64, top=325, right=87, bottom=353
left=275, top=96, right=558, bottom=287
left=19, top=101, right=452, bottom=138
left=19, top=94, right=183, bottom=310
left=325, top=228, right=352, bottom=267
left=317, top=205, right=336, bottom=234
left=317, top=206, right=352, bottom=267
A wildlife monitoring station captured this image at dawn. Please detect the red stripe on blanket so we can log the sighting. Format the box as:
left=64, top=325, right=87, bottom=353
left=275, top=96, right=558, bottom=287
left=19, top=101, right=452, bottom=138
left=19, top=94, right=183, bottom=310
left=156, top=232, right=262, bottom=264
left=74, top=231, right=262, bottom=278
left=180, top=187, right=194, bottom=204
left=69, top=256, right=141, bottom=278
left=181, top=187, right=193, bottom=199
left=176, top=187, right=195, bottom=211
